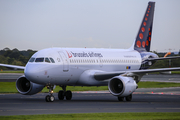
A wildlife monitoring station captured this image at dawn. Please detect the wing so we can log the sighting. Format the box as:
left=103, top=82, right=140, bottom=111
left=146, top=56, right=180, bottom=61
left=94, top=67, right=180, bottom=81
left=0, top=63, right=25, bottom=70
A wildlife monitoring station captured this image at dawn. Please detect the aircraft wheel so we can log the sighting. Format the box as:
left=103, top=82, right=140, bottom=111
left=65, top=90, right=72, bottom=100
left=50, top=95, right=55, bottom=102
left=45, top=95, right=50, bottom=102
left=125, top=94, right=132, bottom=101
left=58, top=90, right=64, bottom=100
left=118, top=96, right=124, bottom=101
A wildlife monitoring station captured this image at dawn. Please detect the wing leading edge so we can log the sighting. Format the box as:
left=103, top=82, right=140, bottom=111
left=0, top=63, right=25, bottom=70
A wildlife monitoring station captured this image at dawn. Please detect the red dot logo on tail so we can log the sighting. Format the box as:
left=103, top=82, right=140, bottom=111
left=136, top=41, right=141, bottom=48
left=141, top=27, right=145, bottom=32
left=142, top=41, right=145, bottom=48
left=149, top=37, right=151, bottom=41
left=139, top=33, right=143, bottom=39
left=146, top=40, right=149, bottom=46
left=143, top=22, right=146, bottom=26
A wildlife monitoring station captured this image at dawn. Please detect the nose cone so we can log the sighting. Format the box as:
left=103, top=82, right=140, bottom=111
left=24, top=63, right=43, bottom=84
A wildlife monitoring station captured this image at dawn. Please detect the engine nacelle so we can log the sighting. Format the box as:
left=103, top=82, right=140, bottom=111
left=108, top=76, right=137, bottom=97
left=16, top=75, right=45, bottom=95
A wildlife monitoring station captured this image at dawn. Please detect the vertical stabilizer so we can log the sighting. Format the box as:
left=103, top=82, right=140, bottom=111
left=134, top=2, right=155, bottom=52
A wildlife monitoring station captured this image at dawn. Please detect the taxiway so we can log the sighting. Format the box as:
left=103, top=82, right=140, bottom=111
left=0, top=91, right=180, bottom=116
left=0, top=73, right=180, bottom=116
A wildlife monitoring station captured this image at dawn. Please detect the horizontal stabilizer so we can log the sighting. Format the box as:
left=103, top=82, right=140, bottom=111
left=146, top=56, right=180, bottom=61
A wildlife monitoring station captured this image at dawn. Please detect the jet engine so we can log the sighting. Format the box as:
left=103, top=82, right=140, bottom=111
left=16, top=75, right=44, bottom=95
left=108, top=76, right=137, bottom=97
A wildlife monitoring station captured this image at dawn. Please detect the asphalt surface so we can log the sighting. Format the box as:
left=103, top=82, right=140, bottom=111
left=141, top=74, right=180, bottom=83
left=0, top=73, right=23, bottom=82
left=0, top=73, right=180, bottom=116
left=0, top=91, right=180, bottom=116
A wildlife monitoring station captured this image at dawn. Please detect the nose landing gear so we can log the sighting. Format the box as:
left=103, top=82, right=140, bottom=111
left=58, top=85, right=72, bottom=100
left=45, top=85, right=55, bottom=102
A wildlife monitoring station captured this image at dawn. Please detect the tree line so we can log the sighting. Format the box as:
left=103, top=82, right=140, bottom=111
left=0, top=47, right=36, bottom=69
left=0, top=47, right=179, bottom=70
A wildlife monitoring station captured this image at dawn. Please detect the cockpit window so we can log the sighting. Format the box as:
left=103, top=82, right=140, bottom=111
left=49, top=58, right=55, bottom=63
left=29, top=57, right=35, bottom=62
left=35, top=58, right=44, bottom=62
left=45, top=57, right=51, bottom=63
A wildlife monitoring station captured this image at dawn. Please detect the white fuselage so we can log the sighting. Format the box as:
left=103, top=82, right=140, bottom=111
left=24, top=48, right=142, bottom=86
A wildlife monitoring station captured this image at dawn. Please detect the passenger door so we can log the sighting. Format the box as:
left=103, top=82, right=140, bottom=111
left=58, top=51, right=69, bottom=72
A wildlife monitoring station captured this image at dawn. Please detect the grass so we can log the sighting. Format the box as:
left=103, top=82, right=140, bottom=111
left=42, top=86, right=108, bottom=93
left=0, top=70, right=24, bottom=73
left=171, top=71, right=180, bottom=74
left=0, top=113, right=180, bottom=120
left=0, top=82, right=18, bottom=93
left=138, top=81, right=180, bottom=88
left=0, top=81, right=180, bottom=93
left=0, top=82, right=108, bottom=93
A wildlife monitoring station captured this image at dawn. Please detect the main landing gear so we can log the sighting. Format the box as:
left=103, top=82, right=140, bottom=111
left=58, top=85, right=72, bottom=100
left=45, top=85, right=55, bottom=102
left=118, top=94, right=132, bottom=102
left=45, top=85, right=72, bottom=102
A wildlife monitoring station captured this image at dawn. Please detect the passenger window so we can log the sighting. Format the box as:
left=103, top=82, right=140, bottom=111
left=29, top=57, right=35, bottom=62
left=35, top=58, right=44, bottom=62
left=50, top=58, right=55, bottom=63
left=45, top=58, right=51, bottom=63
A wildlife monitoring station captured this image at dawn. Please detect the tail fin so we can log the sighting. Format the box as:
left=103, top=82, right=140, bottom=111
left=134, top=2, right=155, bottom=52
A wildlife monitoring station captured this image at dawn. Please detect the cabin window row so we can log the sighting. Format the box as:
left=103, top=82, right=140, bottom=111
left=69, top=59, right=139, bottom=64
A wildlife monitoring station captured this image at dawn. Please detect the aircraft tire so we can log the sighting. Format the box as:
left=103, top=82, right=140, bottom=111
left=125, top=94, right=132, bottom=101
left=65, top=90, right=72, bottom=100
left=118, top=96, right=124, bottom=101
left=45, top=95, right=50, bottom=102
left=58, top=90, right=64, bottom=100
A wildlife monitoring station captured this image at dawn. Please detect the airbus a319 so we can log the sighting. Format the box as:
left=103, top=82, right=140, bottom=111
left=1, top=2, right=180, bottom=102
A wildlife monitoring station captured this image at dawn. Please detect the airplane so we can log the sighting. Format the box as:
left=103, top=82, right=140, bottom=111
left=1, top=1, right=180, bottom=102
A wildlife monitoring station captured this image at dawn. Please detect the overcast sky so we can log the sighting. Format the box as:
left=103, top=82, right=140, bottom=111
left=0, top=0, right=179, bottom=52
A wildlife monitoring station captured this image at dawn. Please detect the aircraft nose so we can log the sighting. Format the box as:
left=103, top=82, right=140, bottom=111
left=24, top=64, right=42, bottom=83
